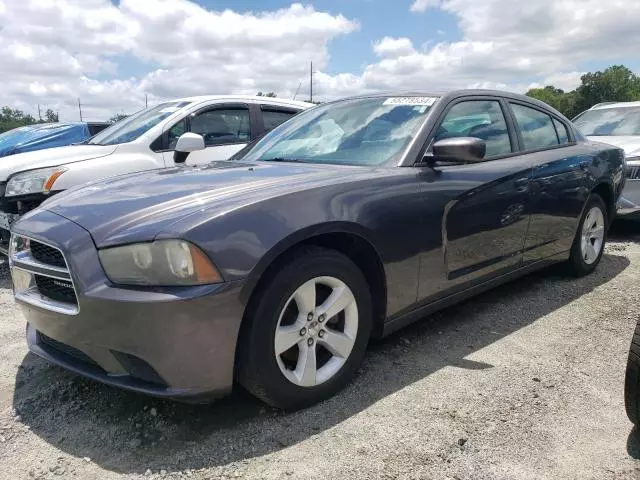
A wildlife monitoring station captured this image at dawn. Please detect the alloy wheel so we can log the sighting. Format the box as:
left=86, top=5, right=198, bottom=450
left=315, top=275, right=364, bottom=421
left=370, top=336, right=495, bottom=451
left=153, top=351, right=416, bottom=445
left=581, top=205, right=605, bottom=265
left=274, top=276, right=358, bottom=387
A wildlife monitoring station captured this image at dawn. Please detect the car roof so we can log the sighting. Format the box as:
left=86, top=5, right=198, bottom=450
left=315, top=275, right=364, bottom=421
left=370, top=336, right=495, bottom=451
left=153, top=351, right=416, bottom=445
left=328, top=89, right=567, bottom=118
left=589, top=101, right=640, bottom=110
left=166, top=95, right=314, bottom=109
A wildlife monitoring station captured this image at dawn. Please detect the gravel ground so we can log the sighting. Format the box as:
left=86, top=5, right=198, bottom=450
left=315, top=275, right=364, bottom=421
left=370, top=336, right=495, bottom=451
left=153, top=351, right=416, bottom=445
left=1, top=226, right=640, bottom=480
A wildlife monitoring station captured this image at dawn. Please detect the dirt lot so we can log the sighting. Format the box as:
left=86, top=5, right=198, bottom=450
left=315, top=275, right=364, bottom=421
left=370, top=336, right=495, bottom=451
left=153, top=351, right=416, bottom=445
left=1, top=228, right=640, bottom=480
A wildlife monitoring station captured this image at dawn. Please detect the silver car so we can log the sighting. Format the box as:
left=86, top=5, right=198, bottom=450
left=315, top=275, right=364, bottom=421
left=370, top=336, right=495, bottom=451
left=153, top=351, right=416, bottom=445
left=574, top=101, right=640, bottom=217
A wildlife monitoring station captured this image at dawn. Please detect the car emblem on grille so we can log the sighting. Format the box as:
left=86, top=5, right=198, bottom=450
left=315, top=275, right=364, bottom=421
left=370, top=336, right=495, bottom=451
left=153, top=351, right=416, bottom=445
left=52, top=280, right=73, bottom=290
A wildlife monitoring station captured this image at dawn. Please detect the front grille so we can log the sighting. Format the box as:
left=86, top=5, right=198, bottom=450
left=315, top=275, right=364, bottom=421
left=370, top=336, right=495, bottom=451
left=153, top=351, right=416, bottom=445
left=627, top=166, right=640, bottom=179
left=30, top=240, right=66, bottom=268
left=11, top=234, right=79, bottom=315
left=34, top=275, right=77, bottom=305
left=37, top=331, right=102, bottom=369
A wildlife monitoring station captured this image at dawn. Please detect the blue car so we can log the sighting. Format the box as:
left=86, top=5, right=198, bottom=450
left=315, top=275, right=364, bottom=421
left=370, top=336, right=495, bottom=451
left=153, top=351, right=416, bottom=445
left=0, top=122, right=110, bottom=157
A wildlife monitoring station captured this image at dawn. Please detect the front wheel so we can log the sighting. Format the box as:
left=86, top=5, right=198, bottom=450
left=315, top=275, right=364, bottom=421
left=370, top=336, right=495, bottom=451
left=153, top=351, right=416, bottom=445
left=237, top=247, right=372, bottom=410
left=566, top=194, right=607, bottom=276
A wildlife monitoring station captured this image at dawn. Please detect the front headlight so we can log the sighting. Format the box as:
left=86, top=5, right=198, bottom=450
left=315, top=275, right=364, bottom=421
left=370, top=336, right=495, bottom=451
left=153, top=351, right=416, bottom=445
left=6, top=167, right=67, bottom=197
left=98, top=240, right=223, bottom=286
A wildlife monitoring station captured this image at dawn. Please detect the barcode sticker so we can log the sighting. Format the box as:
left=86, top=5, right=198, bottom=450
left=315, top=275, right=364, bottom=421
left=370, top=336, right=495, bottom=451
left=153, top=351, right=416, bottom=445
left=383, top=97, right=437, bottom=106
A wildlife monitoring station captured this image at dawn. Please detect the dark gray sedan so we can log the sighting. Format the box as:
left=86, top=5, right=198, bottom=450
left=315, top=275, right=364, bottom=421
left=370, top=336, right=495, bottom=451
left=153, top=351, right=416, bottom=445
left=9, top=90, right=625, bottom=410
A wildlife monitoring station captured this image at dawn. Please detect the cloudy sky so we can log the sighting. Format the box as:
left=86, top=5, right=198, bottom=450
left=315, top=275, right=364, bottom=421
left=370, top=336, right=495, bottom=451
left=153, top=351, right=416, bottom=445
left=0, top=0, right=638, bottom=121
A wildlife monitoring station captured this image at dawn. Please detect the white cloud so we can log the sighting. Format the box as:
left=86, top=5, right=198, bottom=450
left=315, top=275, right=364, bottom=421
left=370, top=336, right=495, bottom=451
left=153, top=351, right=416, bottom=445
left=373, top=37, right=416, bottom=58
left=313, top=0, right=640, bottom=99
left=410, top=0, right=442, bottom=13
left=0, top=0, right=638, bottom=121
left=527, top=72, right=585, bottom=92
left=0, top=0, right=357, bottom=120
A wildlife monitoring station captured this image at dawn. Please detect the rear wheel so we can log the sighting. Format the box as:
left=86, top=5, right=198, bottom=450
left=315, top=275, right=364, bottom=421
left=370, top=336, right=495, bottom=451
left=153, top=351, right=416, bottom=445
left=237, top=247, right=372, bottom=410
left=625, top=321, right=640, bottom=426
left=566, top=194, right=607, bottom=276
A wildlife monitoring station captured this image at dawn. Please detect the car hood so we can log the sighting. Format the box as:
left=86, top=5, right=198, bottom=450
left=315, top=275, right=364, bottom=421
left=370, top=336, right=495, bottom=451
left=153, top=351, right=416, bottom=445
left=40, top=161, right=377, bottom=247
left=586, top=136, right=640, bottom=157
left=0, top=144, right=117, bottom=181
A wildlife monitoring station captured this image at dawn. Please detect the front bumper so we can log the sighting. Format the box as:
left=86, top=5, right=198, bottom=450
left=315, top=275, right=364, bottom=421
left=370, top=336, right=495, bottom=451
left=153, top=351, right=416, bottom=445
left=11, top=210, right=247, bottom=401
left=617, top=179, right=640, bottom=218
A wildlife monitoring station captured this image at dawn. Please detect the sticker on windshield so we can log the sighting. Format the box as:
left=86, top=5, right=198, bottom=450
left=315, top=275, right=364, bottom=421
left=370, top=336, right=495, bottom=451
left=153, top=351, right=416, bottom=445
left=383, top=97, right=437, bottom=106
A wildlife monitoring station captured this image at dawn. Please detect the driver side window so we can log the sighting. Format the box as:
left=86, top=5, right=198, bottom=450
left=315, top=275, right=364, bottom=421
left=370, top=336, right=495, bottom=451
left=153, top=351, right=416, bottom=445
left=167, top=119, right=186, bottom=150
left=436, top=100, right=512, bottom=157
left=190, top=108, right=251, bottom=146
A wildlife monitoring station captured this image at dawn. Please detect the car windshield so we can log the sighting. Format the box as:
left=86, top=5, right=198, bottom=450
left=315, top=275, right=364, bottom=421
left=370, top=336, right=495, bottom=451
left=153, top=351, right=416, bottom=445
left=88, top=101, right=191, bottom=145
left=574, top=107, right=640, bottom=136
left=238, top=96, right=437, bottom=166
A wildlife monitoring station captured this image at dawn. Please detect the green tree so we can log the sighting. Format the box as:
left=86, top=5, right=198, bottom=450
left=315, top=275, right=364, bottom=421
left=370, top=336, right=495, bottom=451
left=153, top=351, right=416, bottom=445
left=44, top=109, right=59, bottom=123
left=526, top=65, right=640, bottom=119
left=572, top=65, right=640, bottom=114
left=109, top=113, right=128, bottom=123
left=526, top=86, right=577, bottom=118
left=0, top=107, right=38, bottom=134
left=257, top=92, right=277, bottom=97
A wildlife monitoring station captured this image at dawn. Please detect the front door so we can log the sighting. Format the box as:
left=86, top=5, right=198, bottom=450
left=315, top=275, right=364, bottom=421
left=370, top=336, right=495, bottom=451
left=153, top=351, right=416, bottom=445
left=417, top=98, right=533, bottom=300
left=163, top=105, right=253, bottom=165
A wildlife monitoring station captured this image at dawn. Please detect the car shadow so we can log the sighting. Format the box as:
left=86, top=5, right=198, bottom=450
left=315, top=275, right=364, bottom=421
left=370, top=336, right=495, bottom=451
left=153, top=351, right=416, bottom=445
left=628, top=427, right=640, bottom=460
left=0, top=262, right=11, bottom=289
left=609, top=219, right=640, bottom=242
left=12, top=254, right=630, bottom=475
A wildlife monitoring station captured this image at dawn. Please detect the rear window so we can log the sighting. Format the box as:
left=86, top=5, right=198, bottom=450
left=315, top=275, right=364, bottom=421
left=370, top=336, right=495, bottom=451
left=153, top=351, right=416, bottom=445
left=510, top=103, right=560, bottom=150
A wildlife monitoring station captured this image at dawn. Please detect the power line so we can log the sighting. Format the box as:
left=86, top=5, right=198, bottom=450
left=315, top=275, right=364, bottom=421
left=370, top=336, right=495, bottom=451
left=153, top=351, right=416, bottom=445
left=293, top=81, right=302, bottom=101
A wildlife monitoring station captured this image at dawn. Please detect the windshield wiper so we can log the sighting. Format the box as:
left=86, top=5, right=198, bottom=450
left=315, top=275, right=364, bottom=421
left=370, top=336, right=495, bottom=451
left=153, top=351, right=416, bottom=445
left=260, top=157, right=308, bottom=163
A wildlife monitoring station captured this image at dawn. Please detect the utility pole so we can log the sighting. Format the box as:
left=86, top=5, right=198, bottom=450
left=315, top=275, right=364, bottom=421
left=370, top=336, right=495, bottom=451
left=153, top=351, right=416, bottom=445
left=77, top=98, right=83, bottom=122
left=145, top=94, right=148, bottom=109
left=37, top=104, right=41, bottom=121
left=310, top=61, right=313, bottom=103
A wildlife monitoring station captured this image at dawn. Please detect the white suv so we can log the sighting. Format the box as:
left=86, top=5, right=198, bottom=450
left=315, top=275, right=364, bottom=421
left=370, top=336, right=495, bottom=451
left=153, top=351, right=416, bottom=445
left=573, top=101, right=640, bottom=217
left=0, top=96, right=313, bottom=254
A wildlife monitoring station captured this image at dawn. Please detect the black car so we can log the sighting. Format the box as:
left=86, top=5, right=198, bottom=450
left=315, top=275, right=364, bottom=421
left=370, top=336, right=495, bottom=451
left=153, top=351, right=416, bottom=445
left=9, top=90, right=625, bottom=410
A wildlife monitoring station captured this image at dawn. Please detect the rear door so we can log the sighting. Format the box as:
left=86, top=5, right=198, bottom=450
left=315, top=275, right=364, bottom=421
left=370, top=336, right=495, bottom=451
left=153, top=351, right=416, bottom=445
left=416, top=96, right=534, bottom=300
left=506, top=102, right=588, bottom=261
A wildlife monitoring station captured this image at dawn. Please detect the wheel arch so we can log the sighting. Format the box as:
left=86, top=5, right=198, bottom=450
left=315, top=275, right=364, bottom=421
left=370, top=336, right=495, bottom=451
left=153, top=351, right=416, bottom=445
left=591, top=181, right=615, bottom=225
left=238, top=223, right=388, bottom=340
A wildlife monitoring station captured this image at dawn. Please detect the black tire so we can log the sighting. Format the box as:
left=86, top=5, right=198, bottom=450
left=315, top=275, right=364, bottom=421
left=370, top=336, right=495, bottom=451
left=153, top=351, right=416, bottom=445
left=565, top=194, right=608, bottom=277
left=625, top=321, right=640, bottom=426
left=237, top=247, right=372, bottom=410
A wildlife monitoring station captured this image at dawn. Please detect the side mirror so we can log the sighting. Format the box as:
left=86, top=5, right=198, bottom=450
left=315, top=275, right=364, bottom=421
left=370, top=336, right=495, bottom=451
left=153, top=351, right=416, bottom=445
left=430, top=137, right=486, bottom=164
left=173, top=132, right=205, bottom=164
